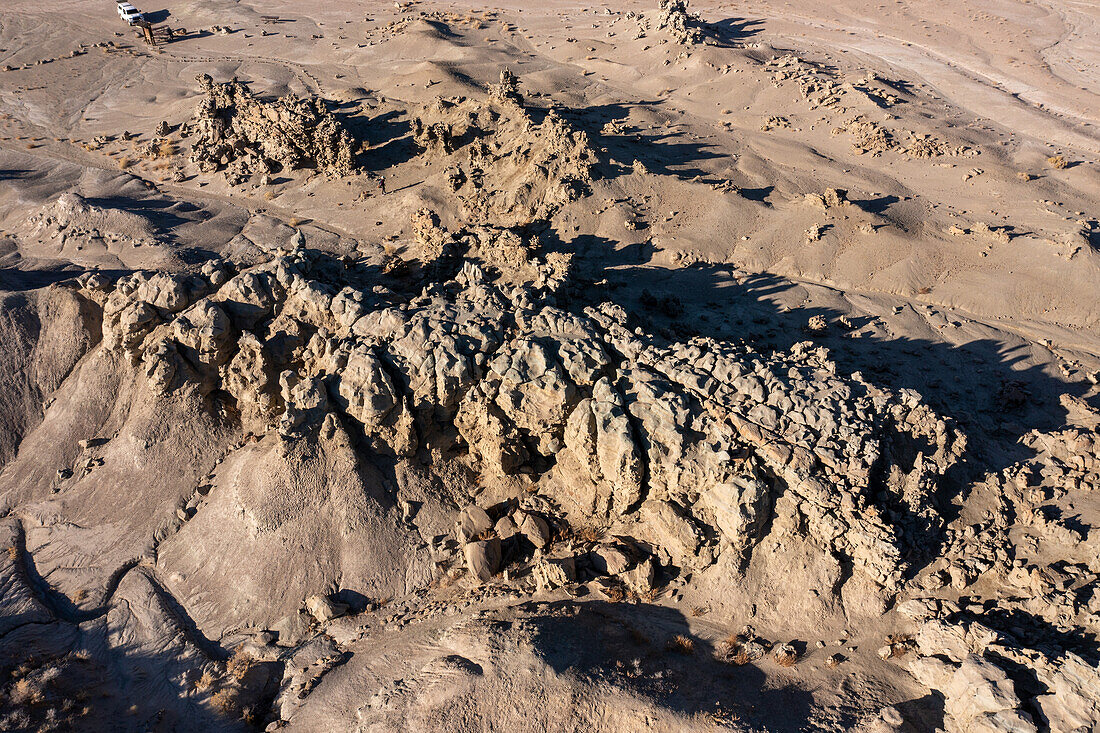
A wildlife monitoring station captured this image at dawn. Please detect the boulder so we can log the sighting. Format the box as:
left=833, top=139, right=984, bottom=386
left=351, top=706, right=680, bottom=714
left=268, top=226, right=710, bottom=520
left=465, top=537, right=502, bottom=582
left=305, top=594, right=349, bottom=623
left=587, top=542, right=633, bottom=576
left=455, top=506, right=493, bottom=543
left=515, top=510, right=551, bottom=549
left=533, top=554, right=577, bottom=591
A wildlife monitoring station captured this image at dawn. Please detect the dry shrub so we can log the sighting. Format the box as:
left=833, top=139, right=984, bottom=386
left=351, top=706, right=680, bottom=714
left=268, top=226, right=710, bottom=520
left=1047, top=155, right=1068, bottom=170
left=10, top=678, right=44, bottom=705
left=718, top=636, right=752, bottom=666
left=226, top=645, right=253, bottom=681
left=729, top=649, right=753, bottom=666
left=288, top=216, right=306, bottom=227
left=211, top=688, right=236, bottom=714
left=117, top=157, right=133, bottom=170
left=576, top=527, right=602, bottom=544
left=626, top=586, right=661, bottom=604
left=668, top=634, right=695, bottom=655
left=150, top=141, right=176, bottom=158
left=773, top=644, right=799, bottom=667
left=194, top=668, right=218, bottom=691
left=884, top=633, right=916, bottom=658
left=7, top=545, right=18, bottom=560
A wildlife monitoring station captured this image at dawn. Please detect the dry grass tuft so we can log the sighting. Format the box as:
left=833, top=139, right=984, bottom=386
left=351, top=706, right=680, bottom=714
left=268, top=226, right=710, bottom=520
left=7, top=545, right=18, bottom=560
left=1047, top=155, right=1068, bottom=170
left=729, top=649, right=753, bottom=666
left=668, top=634, right=695, bottom=655
left=226, top=645, right=253, bottom=681
left=117, top=157, right=133, bottom=170
left=211, top=688, right=236, bottom=714
left=773, top=643, right=799, bottom=667
left=575, top=527, right=602, bottom=544
left=194, top=668, right=219, bottom=691
left=147, top=140, right=176, bottom=159
left=11, top=677, right=44, bottom=705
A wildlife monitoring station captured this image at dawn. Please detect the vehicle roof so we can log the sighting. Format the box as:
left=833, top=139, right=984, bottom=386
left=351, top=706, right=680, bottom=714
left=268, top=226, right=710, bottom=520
left=118, top=3, right=138, bottom=10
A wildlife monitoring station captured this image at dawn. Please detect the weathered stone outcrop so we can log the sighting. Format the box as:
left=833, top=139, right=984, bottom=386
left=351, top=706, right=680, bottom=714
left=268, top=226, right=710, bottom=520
left=412, top=73, right=596, bottom=229
left=182, top=74, right=358, bottom=185
left=78, top=238, right=964, bottom=605
left=658, top=0, right=704, bottom=44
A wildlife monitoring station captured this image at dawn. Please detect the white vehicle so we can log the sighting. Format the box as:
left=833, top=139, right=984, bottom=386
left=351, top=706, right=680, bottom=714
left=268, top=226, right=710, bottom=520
left=117, top=2, right=144, bottom=24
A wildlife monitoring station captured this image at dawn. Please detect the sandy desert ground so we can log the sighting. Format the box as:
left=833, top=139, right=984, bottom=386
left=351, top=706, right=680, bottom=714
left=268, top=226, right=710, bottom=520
left=0, top=0, right=1098, bottom=730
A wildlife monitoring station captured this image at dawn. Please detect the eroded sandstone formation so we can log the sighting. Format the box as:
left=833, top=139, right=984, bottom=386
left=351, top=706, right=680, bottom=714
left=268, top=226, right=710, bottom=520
left=181, top=74, right=358, bottom=185
left=412, top=70, right=597, bottom=229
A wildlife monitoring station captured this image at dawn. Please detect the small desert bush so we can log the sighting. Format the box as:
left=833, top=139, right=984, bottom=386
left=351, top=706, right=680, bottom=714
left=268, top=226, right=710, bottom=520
left=149, top=141, right=176, bottom=159
left=194, top=668, right=219, bottom=691
left=226, top=646, right=253, bottom=681
left=117, top=157, right=133, bottom=170
left=10, top=677, right=44, bottom=705
left=773, top=643, right=798, bottom=667
left=729, top=649, right=752, bottom=665
left=1047, top=155, right=1068, bottom=170
left=575, top=527, right=602, bottom=544
left=211, top=688, right=236, bottom=715
left=668, top=635, right=695, bottom=655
